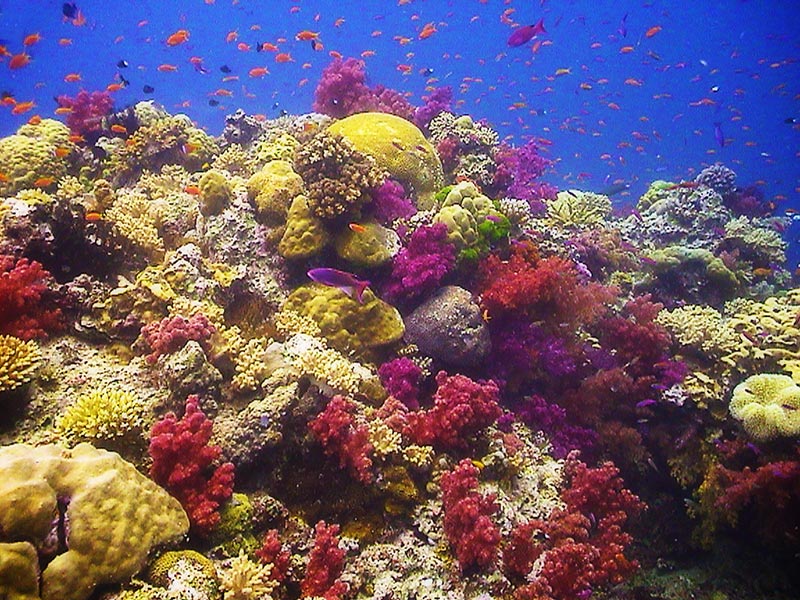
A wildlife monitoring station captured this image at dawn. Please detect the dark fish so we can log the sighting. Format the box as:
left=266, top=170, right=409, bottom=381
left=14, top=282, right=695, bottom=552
left=220, top=64, right=232, bottom=73
left=617, top=13, right=628, bottom=38
left=117, top=60, right=128, bottom=69
left=62, top=2, right=78, bottom=19
left=598, top=182, right=630, bottom=196
left=507, top=19, right=546, bottom=47
left=713, top=122, right=725, bottom=148
left=119, top=74, right=130, bottom=87
left=310, top=39, right=321, bottom=51
left=785, top=117, right=798, bottom=125
left=307, top=268, right=370, bottom=303
left=421, top=67, right=434, bottom=76
left=142, top=85, right=154, bottom=94
left=208, top=98, right=219, bottom=106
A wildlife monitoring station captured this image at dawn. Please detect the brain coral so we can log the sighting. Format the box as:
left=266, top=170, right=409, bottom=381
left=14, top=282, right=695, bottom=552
left=327, top=112, right=444, bottom=210
left=0, top=442, right=189, bottom=600
left=0, top=119, right=72, bottom=195
left=729, top=374, right=800, bottom=440
left=0, top=335, right=40, bottom=393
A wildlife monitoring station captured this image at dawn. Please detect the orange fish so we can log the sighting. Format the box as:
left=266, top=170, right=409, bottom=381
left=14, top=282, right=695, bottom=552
left=419, top=23, right=437, bottom=40
left=644, top=25, right=662, bottom=38
left=361, top=50, right=376, bottom=58
left=607, top=102, right=621, bottom=110
left=329, top=50, right=343, bottom=60
left=184, top=185, right=201, bottom=195
left=8, top=53, right=31, bottom=69
left=166, top=29, right=189, bottom=46
left=295, top=30, right=319, bottom=41
left=68, top=134, right=85, bottom=143
left=0, top=173, right=9, bottom=183
left=110, top=124, right=128, bottom=134
left=619, top=46, right=635, bottom=54
left=275, top=52, right=293, bottom=63
left=237, top=42, right=251, bottom=52
left=0, top=44, right=10, bottom=56
left=624, top=77, right=643, bottom=86
left=260, top=42, right=279, bottom=52
left=64, top=73, right=82, bottom=82
left=23, top=32, right=42, bottom=47
left=53, top=147, right=71, bottom=158
left=397, top=63, right=412, bottom=74
left=157, top=64, right=178, bottom=72
left=11, top=101, right=35, bottom=115
left=334, top=17, right=345, bottom=27
left=212, top=88, right=233, bottom=97
left=226, top=30, right=238, bottom=43
left=55, top=106, right=74, bottom=115
left=85, top=212, right=103, bottom=222
left=71, top=10, right=86, bottom=26
left=248, top=66, right=269, bottom=77
left=1, top=95, right=15, bottom=106
left=349, top=223, right=367, bottom=233
left=106, top=83, right=125, bottom=92
left=27, top=114, right=42, bottom=125
left=34, top=177, right=55, bottom=188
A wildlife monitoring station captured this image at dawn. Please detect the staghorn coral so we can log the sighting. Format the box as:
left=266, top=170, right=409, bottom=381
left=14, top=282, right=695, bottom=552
left=0, top=443, right=188, bottom=600
left=55, top=388, right=150, bottom=445
left=294, top=131, right=382, bottom=221
left=0, top=335, right=40, bottom=393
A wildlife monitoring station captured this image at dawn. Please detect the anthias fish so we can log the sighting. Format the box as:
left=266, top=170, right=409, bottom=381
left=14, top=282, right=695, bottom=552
left=507, top=19, right=546, bottom=47
left=307, top=268, right=370, bottom=303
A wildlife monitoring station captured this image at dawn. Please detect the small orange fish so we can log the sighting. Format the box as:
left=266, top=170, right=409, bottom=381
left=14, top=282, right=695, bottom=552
left=334, top=17, right=345, bottom=27
left=184, top=185, right=201, bottom=195
left=59, top=37, right=72, bottom=46
left=419, top=23, right=437, bottom=40
left=85, top=212, right=103, bottom=222
left=644, top=25, right=662, bottom=38
left=275, top=52, right=293, bottom=63
left=624, top=77, right=643, bottom=86
left=260, top=42, right=279, bottom=52
left=619, top=45, right=635, bottom=54
left=226, top=30, right=238, bottom=43
left=106, top=83, right=125, bottom=92
left=71, top=10, right=86, bottom=26
left=397, top=63, right=412, bottom=74
left=361, top=50, right=376, bottom=58
left=237, top=42, right=251, bottom=52
left=295, top=30, right=319, bottom=41
left=11, top=101, right=35, bottom=115
left=157, top=64, right=178, bottom=72
left=27, top=114, right=42, bottom=125
left=329, top=50, right=343, bottom=60
left=8, top=53, right=31, bottom=69
left=64, top=72, right=82, bottom=82
left=166, top=29, right=189, bottom=46
left=752, top=267, right=773, bottom=278
left=0, top=173, right=9, bottom=183
left=248, top=67, right=269, bottom=77
left=349, top=223, right=367, bottom=233
left=110, top=124, right=128, bottom=134
left=211, top=88, right=233, bottom=97
left=53, top=147, right=71, bottom=158
left=34, top=177, right=55, bottom=188
left=55, top=106, right=74, bottom=115
left=68, top=134, right=85, bottom=143
left=23, top=32, right=42, bottom=47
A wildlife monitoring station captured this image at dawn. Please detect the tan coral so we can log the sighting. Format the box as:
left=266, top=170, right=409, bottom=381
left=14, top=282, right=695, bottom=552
left=0, top=335, right=41, bottom=393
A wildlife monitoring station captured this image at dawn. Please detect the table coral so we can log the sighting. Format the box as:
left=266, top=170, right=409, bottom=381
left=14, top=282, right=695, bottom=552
left=327, top=112, right=444, bottom=210
left=0, top=335, right=40, bottom=393
left=149, top=394, right=235, bottom=536
left=0, top=255, right=63, bottom=340
left=0, top=442, right=189, bottom=600
left=729, top=374, right=800, bottom=440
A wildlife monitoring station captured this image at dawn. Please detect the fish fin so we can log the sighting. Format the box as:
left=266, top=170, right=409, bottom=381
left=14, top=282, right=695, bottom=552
left=355, top=280, right=370, bottom=304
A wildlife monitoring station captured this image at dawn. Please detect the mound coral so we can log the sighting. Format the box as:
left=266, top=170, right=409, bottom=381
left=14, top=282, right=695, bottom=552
left=0, top=119, right=72, bottom=195
left=729, top=374, right=800, bottom=440
left=294, top=131, right=382, bottom=221
left=149, top=395, right=235, bottom=536
left=246, top=159, right=305, bottom=224
left=0, top=335, right=40, bottom=393
left=0, top=255, right=63, bottom=340
left=278, top=195, right=330, bottom=260
left=327, top=112, right=444, bottom=209
left=546, top=189, right=612, bottom=228
left=0, top=442, right=188, bottom=600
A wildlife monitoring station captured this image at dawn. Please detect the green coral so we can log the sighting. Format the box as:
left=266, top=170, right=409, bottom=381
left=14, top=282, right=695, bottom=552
left=210, top=494, right=259, bottom=557
left=0, top=443, right=189, bottom=600
left=278, top=195, right=329, bottom=260
left=547, top=189, right=612, bottom=227
left=334, top=221, right=400, bottom=267
left=0, top=119, right=73, bottom=195
left=199, top=169, right=233, bottom=216
left=434, top=205, right=479, bottom=252
left=283, top=283, right=405, bottom=358
left=327, top=112, right=444, bottom=210
left=729, top=374, right=800, bottom=440
left=55, top=389, right=150, bottom=445
left=0, top=336, right=41, bottom=393
left=246, top=160, right=304, bottom=224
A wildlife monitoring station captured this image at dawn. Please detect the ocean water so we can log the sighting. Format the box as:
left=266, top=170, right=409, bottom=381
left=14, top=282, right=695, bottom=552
left=1, top=1, right=799, bottom=599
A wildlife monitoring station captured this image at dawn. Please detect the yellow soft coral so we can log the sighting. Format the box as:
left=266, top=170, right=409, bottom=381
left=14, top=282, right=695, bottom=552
left=0, top=336, right=40, bottom=393
left=220, top=551, right=276, bottom=600
left=729, top=374, right=800, bottom=440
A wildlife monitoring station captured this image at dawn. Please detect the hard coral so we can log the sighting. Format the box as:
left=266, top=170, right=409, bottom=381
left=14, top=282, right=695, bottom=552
left=0, top=335, right=40, bottom=393
left=0, top=255, right=63, bottom=340
left=294, top=131, right=382, bottom=221
left=149, top=395, right=235, bottom=536
left=56, top=388, right=149, bottom=445
left=406, top=371, right=502, bottom=451
left=309, top=395, right=375, bottom=484
left=440, top=459, right=501, bottom=572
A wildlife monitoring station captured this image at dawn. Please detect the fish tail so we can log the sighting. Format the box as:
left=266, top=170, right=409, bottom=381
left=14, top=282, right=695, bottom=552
left=355, top=280, right=370, bottom=304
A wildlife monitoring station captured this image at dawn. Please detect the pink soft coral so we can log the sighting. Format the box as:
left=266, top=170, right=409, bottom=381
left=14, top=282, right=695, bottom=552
left=0, top=254, right=63, bottom=340
left=300, top=521, right=349, bottom=599
left=309, top=396, right=374, bottom=484
left=140, top=313, right=216, bottom=364
left=149, top=395, right=235, bottom=536
left=55, top=90, right=114, bottom=137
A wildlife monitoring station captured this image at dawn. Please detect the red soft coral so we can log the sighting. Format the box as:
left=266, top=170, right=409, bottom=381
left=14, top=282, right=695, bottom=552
left=256, top=529, right=292, bottom=583
left=149, top=395, right=235, bottom=536
left=441, top=459, right=502, bottom=572
left=309, top=396, right=375, bottom=484
left=140, top=313, right=216, bottom=364
left=0, top=254, right=63, bottom=340
left=406, top=371, right=502, bottom=451
left=300, top=521, right=349, bottom=599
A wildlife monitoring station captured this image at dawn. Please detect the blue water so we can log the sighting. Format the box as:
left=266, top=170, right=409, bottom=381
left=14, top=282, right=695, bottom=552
left=1, top=0, right=799, bottom=223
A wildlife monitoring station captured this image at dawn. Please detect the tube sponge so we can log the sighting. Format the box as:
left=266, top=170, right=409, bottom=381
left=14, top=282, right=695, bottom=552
left=729, top=374, right=800, bottom=440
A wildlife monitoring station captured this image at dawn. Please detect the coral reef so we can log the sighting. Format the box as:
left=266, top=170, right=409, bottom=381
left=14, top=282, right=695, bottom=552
left=0, top=335, right=40, bottom=393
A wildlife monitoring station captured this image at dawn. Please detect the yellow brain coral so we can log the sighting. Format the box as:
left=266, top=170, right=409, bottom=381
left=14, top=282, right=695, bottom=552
left=327, top=112, right=444, bottom=210
left=0, top=335, right=41, bottom=393
left=0, top=119, right=72, bottom=195
left=729, top=374, right=800, bottom=440
left=0, top=442, right=189, bottom=600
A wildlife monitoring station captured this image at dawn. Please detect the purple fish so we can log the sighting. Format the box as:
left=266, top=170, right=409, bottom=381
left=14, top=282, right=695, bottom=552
left=307, top=268, right=370, bottom=303
left=713, top=122, right=725, bottom=148
left=507, top=19, right=546, bottom=47
left=636, top=399, right=657, bottom=408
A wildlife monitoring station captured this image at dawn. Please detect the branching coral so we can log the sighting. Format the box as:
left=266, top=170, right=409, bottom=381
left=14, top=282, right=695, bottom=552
left=140, top=313, right=216, bottom=365
left=309, top=395, right=375, bottom=484
left=220, top=551, right=277, bottom=600
left=293, top=131, right=382, bottom=221
left=56, top=389, right=150, bottom=445
left=0, top=335, right=40, bottom=393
